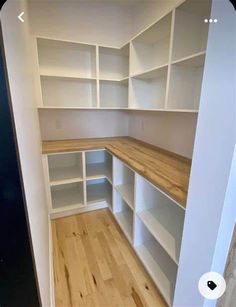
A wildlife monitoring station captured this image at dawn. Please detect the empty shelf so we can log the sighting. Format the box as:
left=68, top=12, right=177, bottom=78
left=49, top=166, right=83, bottom=185
left=115, top=184, right=134, bottom=209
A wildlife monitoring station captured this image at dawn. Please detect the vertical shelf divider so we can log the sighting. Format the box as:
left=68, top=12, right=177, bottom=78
left=82, top=151, right=87, bottom=205
left=96, top=45, right=100, bottom=108
left=165, top=9, right=175, bottom=110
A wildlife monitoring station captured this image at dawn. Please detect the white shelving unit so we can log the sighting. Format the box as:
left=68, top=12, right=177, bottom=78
left=113, top=157, right=135, bottom=209
left=35, top=0, right=211, bottom=112
left=167, top=52, right=205, bottom=110
left=134, top=216, right=178, bottom=306
left=44, top=149, right=187, bottom=305
left=129, top=65, right=168, bottom=109
left=113, top=189, right=134, bottom=243
left=99, top=45, right=129, bottom=80
left=130, top=13, right=171, bottom=76
left=48, top=152, right=83, bottom=186
left=51, top=182, right=84, bottom=210
left=86, top=178, right=112, bottom=209
left=37, top=38, right=96, bottom=78
left=135, top=175, right=185, bottom=263
left=171, top=0, right=211, bottom=62
left=85, top=150, right=112, bottom=183
left=99, top=79, right=128, bottom=108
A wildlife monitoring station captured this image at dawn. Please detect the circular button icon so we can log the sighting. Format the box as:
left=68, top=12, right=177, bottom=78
left=198, top=272, right=226, bottom=300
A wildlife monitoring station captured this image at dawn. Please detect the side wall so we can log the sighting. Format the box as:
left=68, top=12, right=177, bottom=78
left=173, top=0, right=236, bottom=305
left=1, top=1, right=51, bottom=306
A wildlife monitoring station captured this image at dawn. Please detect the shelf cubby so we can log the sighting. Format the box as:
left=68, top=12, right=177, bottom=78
left=130, top=13, right=172, bottom=76
left=99, top=79, right=128, bottom=108
left=135, top=175, right=185, bottom=263
left=113, top=189, right=133, bottom=242
left=51, top=182, right=84, bottom=210
left=134, top=216, right=177, bottom=306
left=167, top=53, right=205, bottom=110
left=129, top=65, right=167, bottom=109
left=113, top=157, right=134, bottom=209
left=86, top=178, right=112, bottom=208
left=85, top=150, right=112, bottom=183
left=48, top=152, right=83, bottom=186
left=40, top=76, right=97, bottom=108
left=37, top=38, right=96, bottom=79
left=99, top=45, right=129, bottom=80
left=171, top=0, right=211, bottom=61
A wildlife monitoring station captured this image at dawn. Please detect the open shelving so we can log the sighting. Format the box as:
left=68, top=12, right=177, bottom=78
left=99, top=45, right=129, bottom=80
left=113, top=157, right=135, bottom=209
left=171, top=0, right=211, bottom=62
left=135, top=175, right=185, bottom=263
left=37, top=38, right=96, bottom=78
left=167, top=52, right=205, bottom=110
left=51, top=182, right=84, bottom=210
left=113, top=189, right=133, bottom=243
left=86, top=178, right=112, bottom=208
left=129, top=65, right=168, bottom=109
left=85, top=150, right=112, bottom=183
left=48, top=152, right=83, bottom=186
left=99, top=79, right=128, bottom=108
left=130, top=13, right=171, bottom=76
left=134, top=216, right=177, bottom=306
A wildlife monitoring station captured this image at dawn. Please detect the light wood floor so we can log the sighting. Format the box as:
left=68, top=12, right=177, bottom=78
left=52, top=208, right=167, bottom=307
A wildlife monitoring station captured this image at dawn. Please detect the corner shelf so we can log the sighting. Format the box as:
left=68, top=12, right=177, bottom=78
left=99, top=79, right=128, bottom=108
left=86, top=178, right=112, bottom=208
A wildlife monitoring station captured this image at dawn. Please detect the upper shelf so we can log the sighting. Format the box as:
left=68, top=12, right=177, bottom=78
left=36, top=0, right=211, bottom=112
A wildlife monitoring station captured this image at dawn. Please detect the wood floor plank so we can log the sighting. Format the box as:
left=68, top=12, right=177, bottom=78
left=52, top=209, right=168, bottom=307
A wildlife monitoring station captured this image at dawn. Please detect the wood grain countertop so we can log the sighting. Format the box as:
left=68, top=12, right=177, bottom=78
left=42, top=137, right=191, bottom=208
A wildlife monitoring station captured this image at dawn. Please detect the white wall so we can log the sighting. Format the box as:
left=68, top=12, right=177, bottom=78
left=129, top=111, right=197, bottom=158
left=28, top=0, right=133, bottom=47
left=173, top=0, right=236, bottom=305
left=1, top=1, right=50, bottom=306
left=39, top=109, right=129, bottom=140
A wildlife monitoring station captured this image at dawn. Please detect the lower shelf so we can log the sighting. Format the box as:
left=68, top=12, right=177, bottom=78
left=51, top=182, right=84, bottom=209
left=115, top=184, right=134, bottom=209
left=134, top=216, right=177, bottom=306
left=86, top=178, right=112, bottom=208
left=114, top=201, right=133, bottom=243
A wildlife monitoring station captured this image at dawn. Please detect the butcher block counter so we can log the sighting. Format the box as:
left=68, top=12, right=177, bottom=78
left=42, top=137, right=191, bottom=208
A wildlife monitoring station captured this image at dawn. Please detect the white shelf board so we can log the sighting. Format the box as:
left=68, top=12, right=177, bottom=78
left=135, top=239, right=177, bottom=306
left=115, top=184, right=134, bottom=209
left=171, top=51, right=206, bottom=67
left=131, top=64, right=168, bottom=79
left=86, top=181, right=112, bottom=206
left=86, top=162, right=112, bottom=183
left=40, top=73, right=96, bottom=81
left=137, top=207, right=183, bottom=264
left=51, top=186, right=84, bottom=209
left=115, top=210, right=133, bottom=242
left=49, top=166, right=83, bottom=186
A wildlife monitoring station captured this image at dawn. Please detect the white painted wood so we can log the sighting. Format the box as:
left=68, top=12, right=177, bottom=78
left=100, top=80, right=128, bottom=108
left=172, top=0, right=211, bottom=61
left=85, top=150, right=112, bottom=182
left=134, top=216, right=178, bottom=306
left=135, top=175, right=185, bottom=263
left=167, top=53, right=205, bottom=110
left=51, top=182, right=84, bottom=209
left=86, top=178, right=112, bottom=208
left=129, top=66, right=168, bottom=109
left=50, top=202, right=108, bottom=220
left=115, top=184, right=134, bottom=210
left=48, top=217, right=55, bottom=307
left=130, top=13, right=172, bottom=75
left=113, top=190, right=133, bottom=243
left=113, top=157, right=135, bottom=187
left=99, top=45, right=129, bottom=80
left=96, top=45, right=100, bottom=108
left=41, top=76, right=97, bottom=108
left=48, top=152, right=83, bottom=185
left=37, top=38, right=96, bottom=78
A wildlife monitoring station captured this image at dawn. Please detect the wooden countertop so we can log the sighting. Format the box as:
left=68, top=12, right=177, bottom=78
left=42, top=137, right=191, bottom=208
